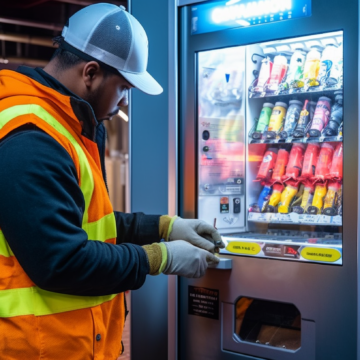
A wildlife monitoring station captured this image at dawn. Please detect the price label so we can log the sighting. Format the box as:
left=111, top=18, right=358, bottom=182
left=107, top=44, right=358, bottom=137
left=319, top=136, right=325, bottom=142
left=248, top=212, right=272, bottom=223
left=274, top=89, right=280, bottom=95
left=226, top=241, right=261, bottom=255
left=301, top=247, right=341, bottom=263
left=332, top=215, right=342, bottom=225
left=260, top=92, right=266, bottom=98
left=286, top=138, right=292, bottom=143
left=249, top=93, right=254, bottom=98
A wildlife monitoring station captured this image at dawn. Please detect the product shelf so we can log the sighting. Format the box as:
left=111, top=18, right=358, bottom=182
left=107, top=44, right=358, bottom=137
left=221, top=234, right=342, bottom=264
left=248, top=85, right=343, bottom=100
left=248, top=211, right=342, bottom=226
left=249, top=134, right=343, bottom=145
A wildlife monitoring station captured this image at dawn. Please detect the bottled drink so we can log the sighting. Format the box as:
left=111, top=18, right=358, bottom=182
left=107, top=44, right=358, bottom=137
left=255, top=57, right=273, bottom=93
left=278, top=183, right=298, bottom=214
left=266, top=102, right=288, bottom=139
left=286, top=48, right=306, bottom=89
left=293, top=183, right=314, bottom=214
left=257, top=185, right=272, bottom=212
left=268, top=54, right=288, bottom=92
left=253, top=103, right=274, bottom=137
left=303, top=46, right=321, bottom=87
left=293, top=100, right=316, bottom=138
left=327, top=143, right=343, bottom=180
left=318, top=41, right=338, bottom=87
left=314, top=143, right=334, bottom=181
left=308, top=184, right=327, bottom=214
left=309, top=96, right=332, bottom=137
left=324, top=94, right=343, bottom=136
left=323, top=181, right=342, bottom=216
left=280, top=100, right=303, bottom=138
left=301, top=143, right=320, bottom=179
left=267, top=183, right=284, bottom=212
left=283, top=143, right=305, bottom=180
left=272, top=149, right=290, bottom=182
left=256, top=148, right=278, bottom=181
left=335, top=43, right=343, bottom=87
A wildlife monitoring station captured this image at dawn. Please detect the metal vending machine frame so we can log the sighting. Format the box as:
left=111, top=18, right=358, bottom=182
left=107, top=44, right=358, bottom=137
left=173, top=1, right=360, bottom=360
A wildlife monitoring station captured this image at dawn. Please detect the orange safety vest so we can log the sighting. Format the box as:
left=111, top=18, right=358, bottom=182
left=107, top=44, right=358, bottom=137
left=0, top=70, right=124, bottom=360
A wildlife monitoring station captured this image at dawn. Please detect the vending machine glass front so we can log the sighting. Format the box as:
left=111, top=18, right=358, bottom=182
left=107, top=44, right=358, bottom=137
left=197, top=31, right=343, bottom=265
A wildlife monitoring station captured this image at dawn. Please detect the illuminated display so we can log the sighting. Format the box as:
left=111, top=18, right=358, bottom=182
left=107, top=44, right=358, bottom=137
left=191, top=0, right=311, bottom=35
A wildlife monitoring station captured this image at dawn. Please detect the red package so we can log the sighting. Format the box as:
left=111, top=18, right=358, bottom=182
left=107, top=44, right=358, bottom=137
left=327, top=143, right=343, bottom=180
left=313, top=143, right=334, bottom=182
left=271, top=149, right=289, bottom=183
left=256, top=148, right=278, bottom=181
left=282, top=143, right=305, bottom=181
left=301, top=143, right=320, bottom=179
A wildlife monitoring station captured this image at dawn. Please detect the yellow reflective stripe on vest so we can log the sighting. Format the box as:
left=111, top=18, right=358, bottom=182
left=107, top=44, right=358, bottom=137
left=0, top=104, right=94, bottom=226
left=0, top=231, right=13, bottom=257
left=0, top=104, right=118, bottom=317
left=84, top=213, right=116, bottom=241
left=0, top=286, right=117, bottom=317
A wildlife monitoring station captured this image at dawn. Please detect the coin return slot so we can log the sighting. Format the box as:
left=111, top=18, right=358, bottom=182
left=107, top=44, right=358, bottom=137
left=235, top=297, right=301, bottom=350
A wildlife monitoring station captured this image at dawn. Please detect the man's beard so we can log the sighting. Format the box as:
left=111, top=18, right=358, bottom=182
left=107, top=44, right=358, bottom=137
left=82, top=84, right=105, bottom=121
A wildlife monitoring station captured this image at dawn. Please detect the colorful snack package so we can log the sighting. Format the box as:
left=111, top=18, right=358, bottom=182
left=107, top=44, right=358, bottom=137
left=282, top=143, right=305, bottom=181
left=278, top=182, right=299, bottom=214
left=313, top=143, right=334, bottom=182
left=323, top=181, right=342, bottom=216
left=327, top=142, right=343, bottom=181
left=257, top=185, right=272, bottom=212
left=301, top=143, right=320, bottom=179
left=307, top=183, right=327, bottom=215
left=256, top=148, right=278, bottom=182
left=271, top=148, right=289, bottom=183
left=267, top=183, right=285, bottom=212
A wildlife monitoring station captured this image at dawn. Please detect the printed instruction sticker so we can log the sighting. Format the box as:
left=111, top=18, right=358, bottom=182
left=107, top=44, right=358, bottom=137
left=188, top=286, right=219, bottom=320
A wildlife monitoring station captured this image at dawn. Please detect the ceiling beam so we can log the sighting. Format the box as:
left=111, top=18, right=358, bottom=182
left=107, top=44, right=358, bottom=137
left=0, top=17, right=62, bottom=31
left=5, top=57, right=48, bottom=67
left=0, top=33, right=53, bottom=47
left=23, top=0, right=126, bottom=8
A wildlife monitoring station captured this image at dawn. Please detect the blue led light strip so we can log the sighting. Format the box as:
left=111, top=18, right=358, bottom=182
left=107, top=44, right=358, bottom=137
left=191, top=0, right=312, bottom=35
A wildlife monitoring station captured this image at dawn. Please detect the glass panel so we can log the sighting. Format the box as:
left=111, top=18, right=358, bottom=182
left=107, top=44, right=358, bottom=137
left=197, top=31, right=343, bottom=265
left=198, top=47, right=246, bottom=232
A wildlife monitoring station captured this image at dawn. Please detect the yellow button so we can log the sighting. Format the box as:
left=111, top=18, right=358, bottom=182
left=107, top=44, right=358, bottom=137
left=300, top=247, right=341, bottom=262
left=226, top=242, right=261, bottom=255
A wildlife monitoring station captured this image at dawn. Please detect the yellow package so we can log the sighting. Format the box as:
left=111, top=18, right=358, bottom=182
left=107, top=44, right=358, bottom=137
left=278, top=184, right=298, bottom=214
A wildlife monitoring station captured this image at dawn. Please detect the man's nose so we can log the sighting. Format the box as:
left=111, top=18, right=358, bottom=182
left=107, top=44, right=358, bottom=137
left=119, top=90, right=129, bottom=107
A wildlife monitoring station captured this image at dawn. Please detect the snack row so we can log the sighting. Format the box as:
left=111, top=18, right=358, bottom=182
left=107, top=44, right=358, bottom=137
left=252, top=94, right=343, bottom=140
left=253, top=180, right=342, bottom=216
left=249, top=42, right=343, bottom=96
left=256, top=142, right=343, bottom=184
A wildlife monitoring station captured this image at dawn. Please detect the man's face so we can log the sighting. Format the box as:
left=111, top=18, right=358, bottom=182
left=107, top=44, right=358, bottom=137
left=84, top=70, right=133, bottom=121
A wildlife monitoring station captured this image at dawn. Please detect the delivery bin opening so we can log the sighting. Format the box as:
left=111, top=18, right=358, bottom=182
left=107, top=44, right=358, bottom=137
left=235, top=297, right=301, bottom=350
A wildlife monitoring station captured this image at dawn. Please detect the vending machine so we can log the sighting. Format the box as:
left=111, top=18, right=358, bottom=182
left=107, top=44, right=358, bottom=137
left=177, top=0, right=359, bottom=359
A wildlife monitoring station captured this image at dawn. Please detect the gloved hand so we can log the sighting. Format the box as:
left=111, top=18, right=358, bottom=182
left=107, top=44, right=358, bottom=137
left=161, top=240, right=219, bottom=278
left=168, top=217, right=225, bottom=252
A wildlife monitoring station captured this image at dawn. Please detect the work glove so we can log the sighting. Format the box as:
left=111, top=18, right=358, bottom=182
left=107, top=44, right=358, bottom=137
left=162, top=240, right=219, bottom=278
left=168, top=217, right=225, bottom=252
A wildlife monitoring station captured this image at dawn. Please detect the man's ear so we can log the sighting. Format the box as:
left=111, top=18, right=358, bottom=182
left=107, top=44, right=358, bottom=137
left=83, top=61, right=102, bottom=88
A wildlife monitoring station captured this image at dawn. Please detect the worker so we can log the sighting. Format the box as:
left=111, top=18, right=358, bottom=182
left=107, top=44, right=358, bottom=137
left=0, top=3, right=224, bottom=360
